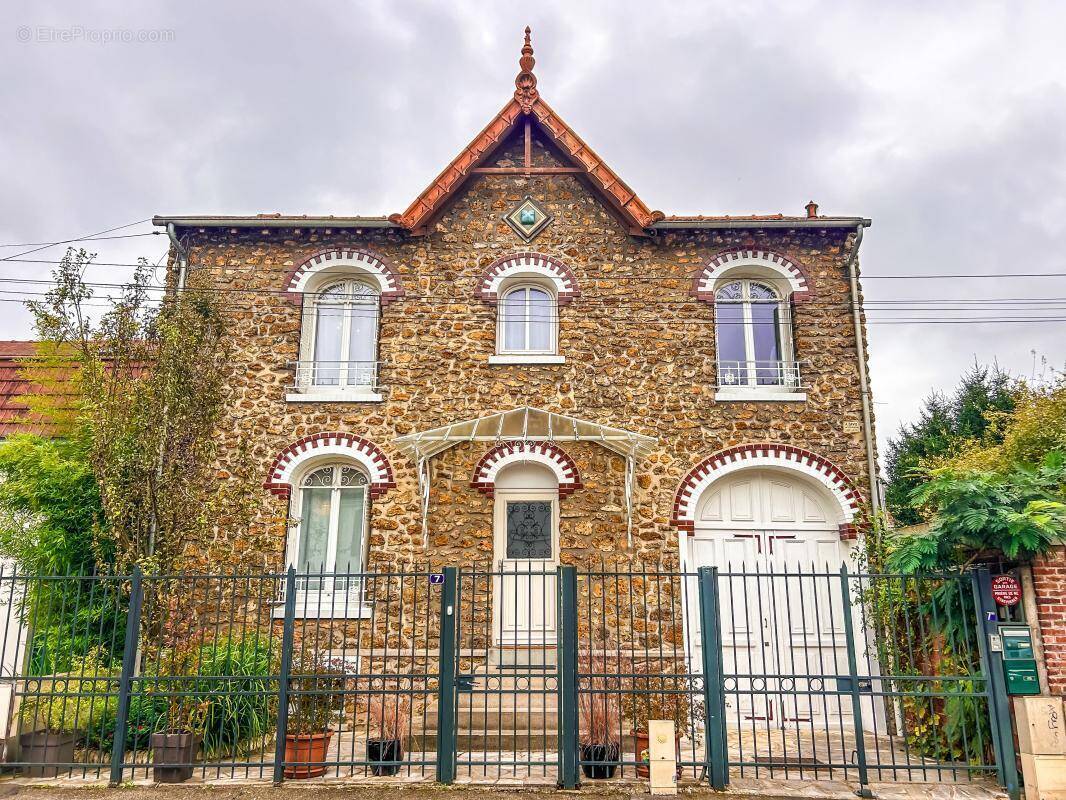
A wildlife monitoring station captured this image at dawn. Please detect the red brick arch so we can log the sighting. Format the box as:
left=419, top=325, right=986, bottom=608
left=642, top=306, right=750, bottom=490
left=672, top=443, right=862, bottom=538
left=691, top=248, right=813, bottom=303
left=264, top=432, right=396, bottom=499
left=470, top=440, right=582, bottom=498
left=477, top=252, right=580, bottom=305
left=285, top=248, right=405, bottom=305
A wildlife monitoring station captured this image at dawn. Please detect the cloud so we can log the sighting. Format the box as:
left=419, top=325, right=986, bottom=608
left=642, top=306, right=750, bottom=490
left=2, top=0, right=1064, bottom=456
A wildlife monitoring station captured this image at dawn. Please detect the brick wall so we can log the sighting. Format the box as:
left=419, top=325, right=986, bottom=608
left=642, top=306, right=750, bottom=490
left=1032, top=546, right=1066, bottom=696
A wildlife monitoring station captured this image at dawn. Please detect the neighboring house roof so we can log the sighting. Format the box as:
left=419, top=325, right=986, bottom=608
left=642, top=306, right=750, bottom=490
left=0, top=341, right=69, bottom=437
left=153, top=29, right=870, bottom=236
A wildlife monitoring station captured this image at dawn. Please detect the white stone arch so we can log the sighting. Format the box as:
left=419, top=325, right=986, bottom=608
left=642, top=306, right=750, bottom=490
left=265, top=433, right=396, bottom=499
left=672, top=444, right=861, bottom=535
left=691, top=249, right=813, bottom=303
left=287, top=249, right=405, bottom=304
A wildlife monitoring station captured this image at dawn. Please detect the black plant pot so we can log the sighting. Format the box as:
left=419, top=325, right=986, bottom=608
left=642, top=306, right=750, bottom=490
left=367, top=738, right=403, bottom=776
left=580, top=742, right=620, bottom=779
left=18, top=730, right=77, bottom=778
left=151, top=732, right=201, bottom=783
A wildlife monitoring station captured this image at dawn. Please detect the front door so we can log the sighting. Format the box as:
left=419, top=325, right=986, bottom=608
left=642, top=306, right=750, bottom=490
left=494, top=489, right=558, bottom=645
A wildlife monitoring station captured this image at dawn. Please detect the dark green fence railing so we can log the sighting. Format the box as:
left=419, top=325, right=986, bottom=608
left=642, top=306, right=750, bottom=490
left=0, top=563, right=1013, bottom=792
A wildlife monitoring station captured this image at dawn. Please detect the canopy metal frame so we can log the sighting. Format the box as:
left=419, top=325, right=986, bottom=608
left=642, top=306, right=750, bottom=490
left=393, top=406, right=657, bottom=547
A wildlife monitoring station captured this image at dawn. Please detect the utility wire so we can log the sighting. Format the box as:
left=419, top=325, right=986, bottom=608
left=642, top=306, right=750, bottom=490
left=3, top=255, right=1066, bottom=282
left=0, top=232, right=161, bottom=248
left=0, top=277, right=1063, bottom=311
left=0, top=219, right=153, bottom=263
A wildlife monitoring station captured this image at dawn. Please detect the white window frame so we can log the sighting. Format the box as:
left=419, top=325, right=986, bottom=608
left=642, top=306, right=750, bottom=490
left=288, top=276, right=384, bottom=403
left=713, top=276, right=805, bottom=402
left=281, top=461, right=373, bottom=618
left=492, top=281, right=562, bottom=363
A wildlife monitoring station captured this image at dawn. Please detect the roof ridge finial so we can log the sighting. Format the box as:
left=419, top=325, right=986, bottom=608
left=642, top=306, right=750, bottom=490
left=514, top=25, right=539, bottom=113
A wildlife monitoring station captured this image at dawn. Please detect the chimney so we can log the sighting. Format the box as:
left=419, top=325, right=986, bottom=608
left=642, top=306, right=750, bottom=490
left=805, top=201, right=819, bottom=219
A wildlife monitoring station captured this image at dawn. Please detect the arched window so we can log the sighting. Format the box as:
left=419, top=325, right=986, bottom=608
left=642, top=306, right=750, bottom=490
left=714, top=279, right=795, bottom=387
left=499, top=284, right=556, bottom=354
left=291, top=463, right=369, bottom=590
left=309, top=280, right=379, bottom=389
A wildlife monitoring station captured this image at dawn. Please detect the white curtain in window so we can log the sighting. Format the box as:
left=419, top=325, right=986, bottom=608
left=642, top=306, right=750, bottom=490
left=501, top=285, right=554, bottom=353
left=294, top=465, right=368, bottom=590
left=312, top=281, right=380, bottom=386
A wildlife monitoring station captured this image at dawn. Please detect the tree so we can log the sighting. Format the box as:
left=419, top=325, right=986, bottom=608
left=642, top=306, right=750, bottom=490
left=0, top=429, right=106, bottom=576
left=0, top=428, right=124, bottom=672
left=945, top=378, right=1066, bottom=473
left=885, top=363, right=1016, bottom=525
left=27, top=247, right=260, bottom=574
left=888, top=454, right=1066, bottom=573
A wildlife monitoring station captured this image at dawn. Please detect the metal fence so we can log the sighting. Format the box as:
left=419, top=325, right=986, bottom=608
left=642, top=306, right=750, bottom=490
left=0, top=564, right=1015, bottom=792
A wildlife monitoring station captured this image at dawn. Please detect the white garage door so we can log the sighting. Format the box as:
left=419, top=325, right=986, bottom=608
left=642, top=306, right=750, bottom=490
left=685, top=469, right=855, bottom=728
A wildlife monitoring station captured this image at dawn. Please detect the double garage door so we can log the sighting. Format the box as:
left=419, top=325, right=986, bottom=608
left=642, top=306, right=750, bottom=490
left=685, top=469, right=860, bottom=727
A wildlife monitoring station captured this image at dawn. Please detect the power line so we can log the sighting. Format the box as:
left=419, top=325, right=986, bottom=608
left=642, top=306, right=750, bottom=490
left=3, top=255, right=1066, bottom=282
left=0, top=219, right=153, bottom=263
left=0, top=276, right=1064, bottom=311
left=0, top=232, right=162, bottom=248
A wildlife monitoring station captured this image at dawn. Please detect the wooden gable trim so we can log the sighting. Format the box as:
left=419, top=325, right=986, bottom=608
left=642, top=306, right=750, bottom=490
left=391, top=28, right=662, bottom=236
left=391, top=99, right=662, bottom=236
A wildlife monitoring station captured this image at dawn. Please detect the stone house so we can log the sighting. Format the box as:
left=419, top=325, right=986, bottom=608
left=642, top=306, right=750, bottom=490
left=153, top=30, right=881, bottom=661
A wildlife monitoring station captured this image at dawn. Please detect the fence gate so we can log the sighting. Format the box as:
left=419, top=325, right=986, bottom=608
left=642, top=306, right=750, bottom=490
left=569, top=564, right=1012, bottom=793
left=441, top=565, right=561, bottom=782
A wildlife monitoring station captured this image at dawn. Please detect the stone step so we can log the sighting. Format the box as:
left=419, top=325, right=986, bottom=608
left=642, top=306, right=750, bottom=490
left=490, top=646, right=557, bottom=668
left=420, top=708, right=560, bottom=731
left=410, top=731, right=558, bottom=750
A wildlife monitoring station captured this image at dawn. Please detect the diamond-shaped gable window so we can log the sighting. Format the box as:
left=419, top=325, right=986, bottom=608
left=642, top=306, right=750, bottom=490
left=504, top=196, right=552, bottom=242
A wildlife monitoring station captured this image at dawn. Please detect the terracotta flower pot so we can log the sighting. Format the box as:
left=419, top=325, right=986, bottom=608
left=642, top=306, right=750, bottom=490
left=18, top=730, right=76, bottom=778
left=284, top=730, right=333, bottom=778
left=367, top=737, right=403, bottom=776
left=633, top=730, right=682, bottom=778
left=151, top=732, right=202, bottom=783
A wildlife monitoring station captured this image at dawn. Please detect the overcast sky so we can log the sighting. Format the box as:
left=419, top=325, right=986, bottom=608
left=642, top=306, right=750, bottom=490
left=2, top=0, right=1065, bottom=455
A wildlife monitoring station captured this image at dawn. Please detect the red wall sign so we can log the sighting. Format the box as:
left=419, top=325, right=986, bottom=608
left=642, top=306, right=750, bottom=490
left=991, top=574, right=1022, bottom=606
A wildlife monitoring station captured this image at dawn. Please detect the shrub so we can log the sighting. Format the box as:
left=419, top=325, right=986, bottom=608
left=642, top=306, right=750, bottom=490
left=193, top=634, right=278, bottom=752
left=83, top=633, right=278, bottom=755
left=19, top=649, right=117, bottom=737
left=286, top=650, right=345, bottom=735
left=367, top=693, right=411, bottom=741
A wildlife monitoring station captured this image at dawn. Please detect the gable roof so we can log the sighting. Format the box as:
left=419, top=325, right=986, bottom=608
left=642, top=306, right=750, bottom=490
left=390, top=28, right=663, bottom=236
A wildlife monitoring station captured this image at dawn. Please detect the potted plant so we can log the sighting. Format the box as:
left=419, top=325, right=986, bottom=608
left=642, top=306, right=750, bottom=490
left=283, top=651, right=345, bottom=779
left=620, top=659, right=699, bottom=778
left=578, top=692, right=620, bottom=779
left=149, top=694, right=209, bottom=783
left=366, top=693, right=411, bottom=776
left=18, top=651, right=115, bottom=777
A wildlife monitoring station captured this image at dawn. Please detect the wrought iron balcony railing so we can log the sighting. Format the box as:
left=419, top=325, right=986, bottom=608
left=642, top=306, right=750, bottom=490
left=291, top=360, right=379, bottom=391
left=715, top=359, right=803, bottom=388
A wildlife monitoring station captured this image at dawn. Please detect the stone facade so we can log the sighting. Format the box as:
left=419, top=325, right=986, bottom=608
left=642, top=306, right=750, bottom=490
left=166, top=123, right=875, bottom=575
